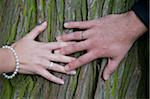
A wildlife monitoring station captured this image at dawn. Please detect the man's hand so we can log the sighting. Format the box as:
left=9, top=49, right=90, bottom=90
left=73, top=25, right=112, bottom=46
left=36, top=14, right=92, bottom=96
left=56, top=11, right=147, bottom=80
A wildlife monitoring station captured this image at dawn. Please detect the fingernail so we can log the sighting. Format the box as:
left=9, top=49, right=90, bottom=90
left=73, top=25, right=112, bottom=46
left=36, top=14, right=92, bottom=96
left=42, top=21, right=47, bottom=26
left=64, top=23, right=69, bottom=27
left=60, top=80, right=64, bottom=85
left=54, top=50, right=61, bottom=54
left=56, top=36, right=62, bottom=41
left=67, top=70, right=76, bottom=75
left=65, top=65, right=70, bottom=71
left=103, top=75, right=109, bottom=80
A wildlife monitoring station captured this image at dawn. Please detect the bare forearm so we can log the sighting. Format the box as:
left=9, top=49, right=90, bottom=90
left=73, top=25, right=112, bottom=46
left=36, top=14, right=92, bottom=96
left=0, top=48, right=15, bottom=73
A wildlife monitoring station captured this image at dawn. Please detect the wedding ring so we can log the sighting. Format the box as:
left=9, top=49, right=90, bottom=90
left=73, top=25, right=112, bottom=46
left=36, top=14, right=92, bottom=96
left=49, top=62, right=54, bottom=68
left=81, top=31, right=84, bottom=40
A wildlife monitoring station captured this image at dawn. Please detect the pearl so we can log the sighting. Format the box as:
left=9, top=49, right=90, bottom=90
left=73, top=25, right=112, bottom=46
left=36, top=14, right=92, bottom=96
left=16, top=59, right=19, bottom=62
left=14, top=71, right=17, bottom=74
left=2, top=45, right=20, bottom=79
left=14, top=53, right=17, bottom=56
left=16, top=66, right=19, bottom=69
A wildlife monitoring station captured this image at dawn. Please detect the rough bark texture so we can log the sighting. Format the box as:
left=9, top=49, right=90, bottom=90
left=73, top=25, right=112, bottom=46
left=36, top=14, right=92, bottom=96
left=0, top=0, right=148, bottom=99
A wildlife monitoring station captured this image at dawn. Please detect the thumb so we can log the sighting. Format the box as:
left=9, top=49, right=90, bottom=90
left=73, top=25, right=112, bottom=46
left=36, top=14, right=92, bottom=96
left=102, top=58, right=120, bottom=80
left=24, top=21, right=47, bottom=39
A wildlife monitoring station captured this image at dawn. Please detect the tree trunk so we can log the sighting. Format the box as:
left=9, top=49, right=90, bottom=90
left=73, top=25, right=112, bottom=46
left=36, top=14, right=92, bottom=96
left=0, top=0, right=148, bottom=99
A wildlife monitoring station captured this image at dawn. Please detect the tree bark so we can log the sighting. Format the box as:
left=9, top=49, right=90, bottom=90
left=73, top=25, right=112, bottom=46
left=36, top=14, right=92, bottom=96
left=0, top=0, right=148, bottom=99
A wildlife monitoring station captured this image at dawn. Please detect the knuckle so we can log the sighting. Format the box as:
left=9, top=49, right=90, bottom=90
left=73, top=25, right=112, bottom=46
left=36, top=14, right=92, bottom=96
left=40, top=69, right=48, bottom=76
left=68, top=62, right=75, bottom=68
left=77, top=58, right=85, bottom=65
left=58, top=55, right=64, bottom=61
left=35, top=58, right=43, bottom=66
left=61, top=47, right=68, bottom=54
left=88, top=20, right=96, bottom=27
left=70, top=44, right=79, bottom=51
left=74, top=22, right=79, bottom=26
left=61, top=44, right=78, bottom=54
left=73, top=32, right=80, bottom=38
left=92, top=50, right=100, bottom=57
left=61, top=35, right=65, bottom=40
left=88, top=39, right=95, bottom=47
left=82, top=41, right=89, bottom=49
left=36, top=67, right=44, bottom=75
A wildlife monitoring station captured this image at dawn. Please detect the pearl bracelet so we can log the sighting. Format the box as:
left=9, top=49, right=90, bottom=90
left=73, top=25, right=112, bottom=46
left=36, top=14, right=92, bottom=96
left=2, top=45, right=20, bottom=79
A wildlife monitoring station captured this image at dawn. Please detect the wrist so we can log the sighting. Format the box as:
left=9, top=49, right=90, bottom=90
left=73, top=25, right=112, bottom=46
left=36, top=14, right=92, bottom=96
left=0, top=48, right=16, bottom=73
left=121, top=11, right=147, bottom=41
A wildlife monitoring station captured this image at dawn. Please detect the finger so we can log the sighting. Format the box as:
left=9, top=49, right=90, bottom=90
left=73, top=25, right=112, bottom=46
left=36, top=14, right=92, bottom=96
left=64, top=20, right=95, bottom=29
left=64, top=51, right=97, bottom=71
left=54, top=49, right=61, bottom=54
left=56, top=30, right=91, bottom=41
left=38, top=69, right=64, bottom=84
left=102, top=58, right=120, bottom=80
left=45, top=53, right=76, bottom=63
left=60, top=41, right=89, bottom=55
left=43, top=42, right=76, bottom=50
left=47, top=62, right=76, bottom=75
left=25, top=21, right=47, bottom=39
left=38, top=59, right=76, bottom=75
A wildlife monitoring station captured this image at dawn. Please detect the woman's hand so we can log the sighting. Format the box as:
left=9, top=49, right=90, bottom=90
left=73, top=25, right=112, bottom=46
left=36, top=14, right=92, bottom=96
left=56, top=11, right=147, bottom=80
left=10, top=22, right=76, bottom=84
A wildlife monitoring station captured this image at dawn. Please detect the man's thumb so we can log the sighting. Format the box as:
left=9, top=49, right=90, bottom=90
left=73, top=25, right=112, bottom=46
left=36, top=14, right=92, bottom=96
left=103, top=58, right=120, bottom=80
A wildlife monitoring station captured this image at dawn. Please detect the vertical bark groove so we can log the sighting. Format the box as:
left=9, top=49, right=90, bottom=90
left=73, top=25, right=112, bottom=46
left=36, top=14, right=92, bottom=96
left=0, top=0, right=147, bottom=99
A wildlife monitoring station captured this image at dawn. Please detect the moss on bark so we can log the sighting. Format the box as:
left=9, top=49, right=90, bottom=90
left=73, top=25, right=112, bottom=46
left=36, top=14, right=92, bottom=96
left=0, top=0, right=148, bottom=99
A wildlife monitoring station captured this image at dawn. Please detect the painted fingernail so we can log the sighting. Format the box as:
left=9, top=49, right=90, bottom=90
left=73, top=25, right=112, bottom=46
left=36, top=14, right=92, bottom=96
left=65, top=65, right=70, bottom=71
left=67, top=70, right=76, bottom=75
left=103, top=74, right=109, bottom=80
left=64, top=23, right=69, bottom=27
